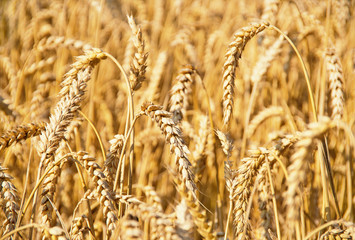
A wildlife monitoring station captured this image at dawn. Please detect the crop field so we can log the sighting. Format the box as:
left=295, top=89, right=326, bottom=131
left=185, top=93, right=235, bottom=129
left=0, top=0, right=354, bottom=239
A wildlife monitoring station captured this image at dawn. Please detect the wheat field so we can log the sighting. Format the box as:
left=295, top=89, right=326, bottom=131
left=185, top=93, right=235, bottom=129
left=0, top=0, right=354, bottom=239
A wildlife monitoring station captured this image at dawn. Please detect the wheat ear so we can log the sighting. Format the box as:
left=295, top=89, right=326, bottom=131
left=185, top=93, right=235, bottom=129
left=74, top=151, right=118, bottom=239
left=127, top=15, right=148, bottom=91
left=247, top=106, right=284, bottom=138
left=169, top=65, right=196, bottom=123
left=39, top=49, right=106, bottom=228
left=0, top=122, right=46, bottom=151
left=37, top=36, right=93, bottom=53
left=251, top=35, right=284, bottom=84
left=59, top=48, right=107, bottom=98
left=104, top=134, right=125, bottom=186
left=232, top=134, right=298, bottom=239
left=117, top=212, right=143, bottom=240
left=325, top=47, right=344, bottom=121
left=0, top=164, right=20, bottom=237
left=141, top=102, right=197, bottom=195
left=175, top=199, right=194, bottom=240
left=285, top=117, right=332, bottom=230
left=23, top=56, right=56, bottom=76
left=175, top=178, right=216, bottom=240
left=222, top=21, right=269, bottom=125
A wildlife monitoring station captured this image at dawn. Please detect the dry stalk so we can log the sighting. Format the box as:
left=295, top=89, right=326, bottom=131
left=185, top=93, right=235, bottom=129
left=222, top=21, right=269, bottom=125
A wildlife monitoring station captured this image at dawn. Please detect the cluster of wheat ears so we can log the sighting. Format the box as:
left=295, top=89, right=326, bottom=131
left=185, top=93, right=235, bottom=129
left=0, top=0, right=354, bottom=239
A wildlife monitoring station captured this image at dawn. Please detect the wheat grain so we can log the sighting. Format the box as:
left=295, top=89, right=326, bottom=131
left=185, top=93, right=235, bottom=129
left=117, top=212, right=143, bottom=240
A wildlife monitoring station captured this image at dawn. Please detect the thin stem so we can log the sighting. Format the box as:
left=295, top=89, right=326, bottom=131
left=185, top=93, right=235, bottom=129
left=65, top=143, right=96, bottom=235
left=21, top=156, right=70, bottom=221
left=0, top=224, right=47, bottom=240
left=269, top=25, right=318, bottom=122
left=104, top=52, right=135, bottom=196
left=224, top=200, right=232, bottom=240
left=197, top=72, right=224, bottom=229
left=304, top=220, right=344, bottom=240
left=78, top=110, right=106, bottom=163
left=240, top=81, right=259, bottom=158
left=266, top=160, right=281, bottom=240
left=113, top=113, right=142, bottom=191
